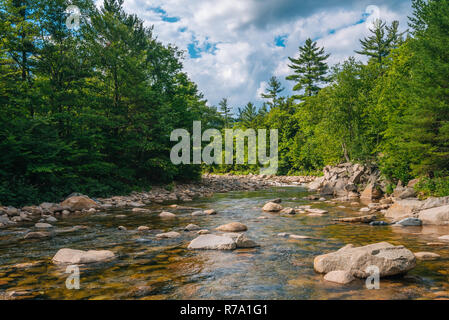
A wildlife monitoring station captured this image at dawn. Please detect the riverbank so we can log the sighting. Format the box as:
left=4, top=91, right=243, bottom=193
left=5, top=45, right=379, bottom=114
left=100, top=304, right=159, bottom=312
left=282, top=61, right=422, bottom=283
left=0, top=174, right=316, bottom=230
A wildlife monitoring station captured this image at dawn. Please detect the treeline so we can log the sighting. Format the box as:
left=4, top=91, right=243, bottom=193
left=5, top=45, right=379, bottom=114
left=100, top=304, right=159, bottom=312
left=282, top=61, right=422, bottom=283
left=211, top=0, right=449, bottom=195
left=0, top=0, right=221, bottom=206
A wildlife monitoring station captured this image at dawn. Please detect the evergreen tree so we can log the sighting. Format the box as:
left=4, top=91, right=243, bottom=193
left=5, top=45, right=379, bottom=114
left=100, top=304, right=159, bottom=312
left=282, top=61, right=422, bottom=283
left=355, top=19, right=404, bottom=65
left=261, top=76, right=284, bottom=109
left=286, top=38, right=330, bottom=100
left=237, top=102, right=258, bottom=127
left=219, top=98, right=232, bottom=128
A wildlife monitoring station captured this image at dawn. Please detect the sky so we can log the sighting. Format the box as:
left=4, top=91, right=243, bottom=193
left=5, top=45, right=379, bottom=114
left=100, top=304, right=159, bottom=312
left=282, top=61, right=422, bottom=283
left=99, top=0, right=413, bottom=111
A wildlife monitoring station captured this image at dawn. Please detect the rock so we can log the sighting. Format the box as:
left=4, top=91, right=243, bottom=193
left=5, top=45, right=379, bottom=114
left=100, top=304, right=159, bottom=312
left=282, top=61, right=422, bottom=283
left=370, top=221, right=390, bottom=226
left=137, top=226, right=150, bottom=231
left=21, top=206, right=43, bottom=216
left=118, top=226, right=127, bottom=231
left=223, top=233, right=259, bottom=248
left=35, top=223, right=53, bottom=229
left=191, top=211, right=205, bottom=216
left=395, top=187, right=417, bottom=199
left=128, top=202, right=145, bottom=208
left=385, top=199, right=423, bottom=220
left=308, top=177, right=324, bottom=191
left=427, top=242, right=446, bottom=246
left=184, top=224, right=201, bottom=231
left=290, top=235, right=312, bottom=240
left=324, top=270, right=355, bottom=284
left=407, top=179, right=420, bottom=188
left=414, top=252, right=441, bottom=261
left=24, top=232, right=52, bottom=239
left=380, top=198, right=394, bottom=205
left=395, top=217, right=422, bottom=227
left=280, top=207, right=295, bottom=215
left=159, top=211, right=176, bottom=218
left=421, top=196, right=449, bottom=210
left=61, top=196, right=98, bottom=211
left=360, top=183, right=383, bottom=201
left=156, top=231, right=181, bottom=239
left=46, top=216, right=57, bottom=223
left=87, top=208, right=96, bottom=213
left=52, top=248, right=115, bottom=264
left=0, top=215, right=11, bottom=225
left=334, top=215, right=377, bottom=224
left=270, top=198, right=282, bottom=204
left=188, top=234, right=237, bottom=250
left=305, top=208, right=328, bottom=215
left=418, top=205, right=449, bottom=226
left=360, top=207, right=371, bottom=212
left=204, top=209, right=217, bottom=215
left=6, top=207, right=19, bottom=217
left=263, top=202, right=283, bottom=212
left=438, top=235, right=449, bottom=241
left=278, top=233, right=289, bottom=237
left=215, top=222, right=248, bottom=232
left=197, top=229, right=210, bottom=235
left=314, top=242, right=416, bottom=278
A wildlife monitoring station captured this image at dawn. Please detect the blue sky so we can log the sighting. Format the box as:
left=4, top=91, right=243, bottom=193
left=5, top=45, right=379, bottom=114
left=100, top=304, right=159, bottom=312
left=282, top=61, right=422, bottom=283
left=105, top=0, right=412, bottom=111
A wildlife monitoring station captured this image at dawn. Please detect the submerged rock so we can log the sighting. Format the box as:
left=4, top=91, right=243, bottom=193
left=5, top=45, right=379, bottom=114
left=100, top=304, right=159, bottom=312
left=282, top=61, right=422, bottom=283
left=314, top=242, right=416, bottom=278
left=215, top=222, right=248, bottom=232
left=156, top=231, right=181, bottom=239
left=333, top=215, right=376, bottom=224
left=35, top=223, right=53, bottom=229
left=184, top=224, right=201, bottom=231
left=414, top=252, right=441, bottom=261
left=52, top=248, right=115, bottom=264
left=137, top=226, right=150, bottom=231
left=204, top=209, right=217, bottom=215
left=159, top=211, right=176, bottom=218
left=24, top=232, right=52, bottom=240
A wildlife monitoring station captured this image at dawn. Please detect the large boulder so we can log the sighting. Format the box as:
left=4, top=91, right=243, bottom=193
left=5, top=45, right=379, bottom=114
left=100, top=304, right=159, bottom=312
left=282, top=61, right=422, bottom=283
left=314, top=242, right=416, bottom=278
left=61, top=196, right=98, bottom=211
left=418, top=205, right=449, bottom=225
left=385, top=199, right=422, bottom=220
left=52, top=248, right=115, bottom=264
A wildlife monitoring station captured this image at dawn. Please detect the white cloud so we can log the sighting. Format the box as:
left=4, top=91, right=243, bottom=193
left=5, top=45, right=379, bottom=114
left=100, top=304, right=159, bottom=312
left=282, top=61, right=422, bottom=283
left=109, top=0, right=412, bottom=110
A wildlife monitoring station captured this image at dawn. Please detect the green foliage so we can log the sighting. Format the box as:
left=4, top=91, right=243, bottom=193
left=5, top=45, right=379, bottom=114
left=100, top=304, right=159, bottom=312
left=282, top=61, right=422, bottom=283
left=415, top=176, right=449, bottom=198
left=0, top=0, right=214, bottom=206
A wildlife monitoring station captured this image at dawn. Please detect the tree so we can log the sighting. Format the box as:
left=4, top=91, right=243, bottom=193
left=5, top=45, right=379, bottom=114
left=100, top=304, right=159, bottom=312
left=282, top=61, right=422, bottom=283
left=286, top=38, right=330, bottom=100
left=219, top=98, right=232, bottom=128
left=237, top=102, right=258, bottom=127
left=261, top=76, right=284, bottom=109
left=355, top=19, right=405, bottom=65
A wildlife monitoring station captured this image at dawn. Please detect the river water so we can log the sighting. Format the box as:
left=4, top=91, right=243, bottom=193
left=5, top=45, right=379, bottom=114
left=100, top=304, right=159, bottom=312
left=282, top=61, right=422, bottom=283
left=1, top=186, right=449, bottom=300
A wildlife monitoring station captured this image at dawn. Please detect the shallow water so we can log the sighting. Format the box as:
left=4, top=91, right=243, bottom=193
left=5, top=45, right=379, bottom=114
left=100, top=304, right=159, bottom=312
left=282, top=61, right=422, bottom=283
left=1, top=186, right=449, bottom=300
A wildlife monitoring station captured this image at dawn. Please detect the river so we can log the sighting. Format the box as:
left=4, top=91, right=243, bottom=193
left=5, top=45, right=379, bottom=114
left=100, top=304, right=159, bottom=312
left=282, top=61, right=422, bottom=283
left=1, top=186, right=449, bottom=300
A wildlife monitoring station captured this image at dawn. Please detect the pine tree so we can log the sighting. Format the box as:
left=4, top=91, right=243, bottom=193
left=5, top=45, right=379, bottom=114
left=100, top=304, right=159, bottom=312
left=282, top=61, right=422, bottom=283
left=286, top=38, right=330, bottom=101
left=238, top=102, right=257, bottom=127
left=261, top=76, right=284, bottom=109
left=219, top=98, right=232, bottom=128
left=355, top=19, right=405, bottom=65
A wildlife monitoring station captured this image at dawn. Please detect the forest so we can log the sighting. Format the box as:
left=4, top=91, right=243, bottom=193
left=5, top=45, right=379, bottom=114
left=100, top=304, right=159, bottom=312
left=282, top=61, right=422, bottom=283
left=1, top=0, right=448, bottom=206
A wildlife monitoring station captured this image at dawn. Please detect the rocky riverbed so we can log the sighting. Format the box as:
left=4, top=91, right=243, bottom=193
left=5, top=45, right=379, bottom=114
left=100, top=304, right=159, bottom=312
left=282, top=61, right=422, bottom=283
left=1, top=170, right=449, bottom=300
